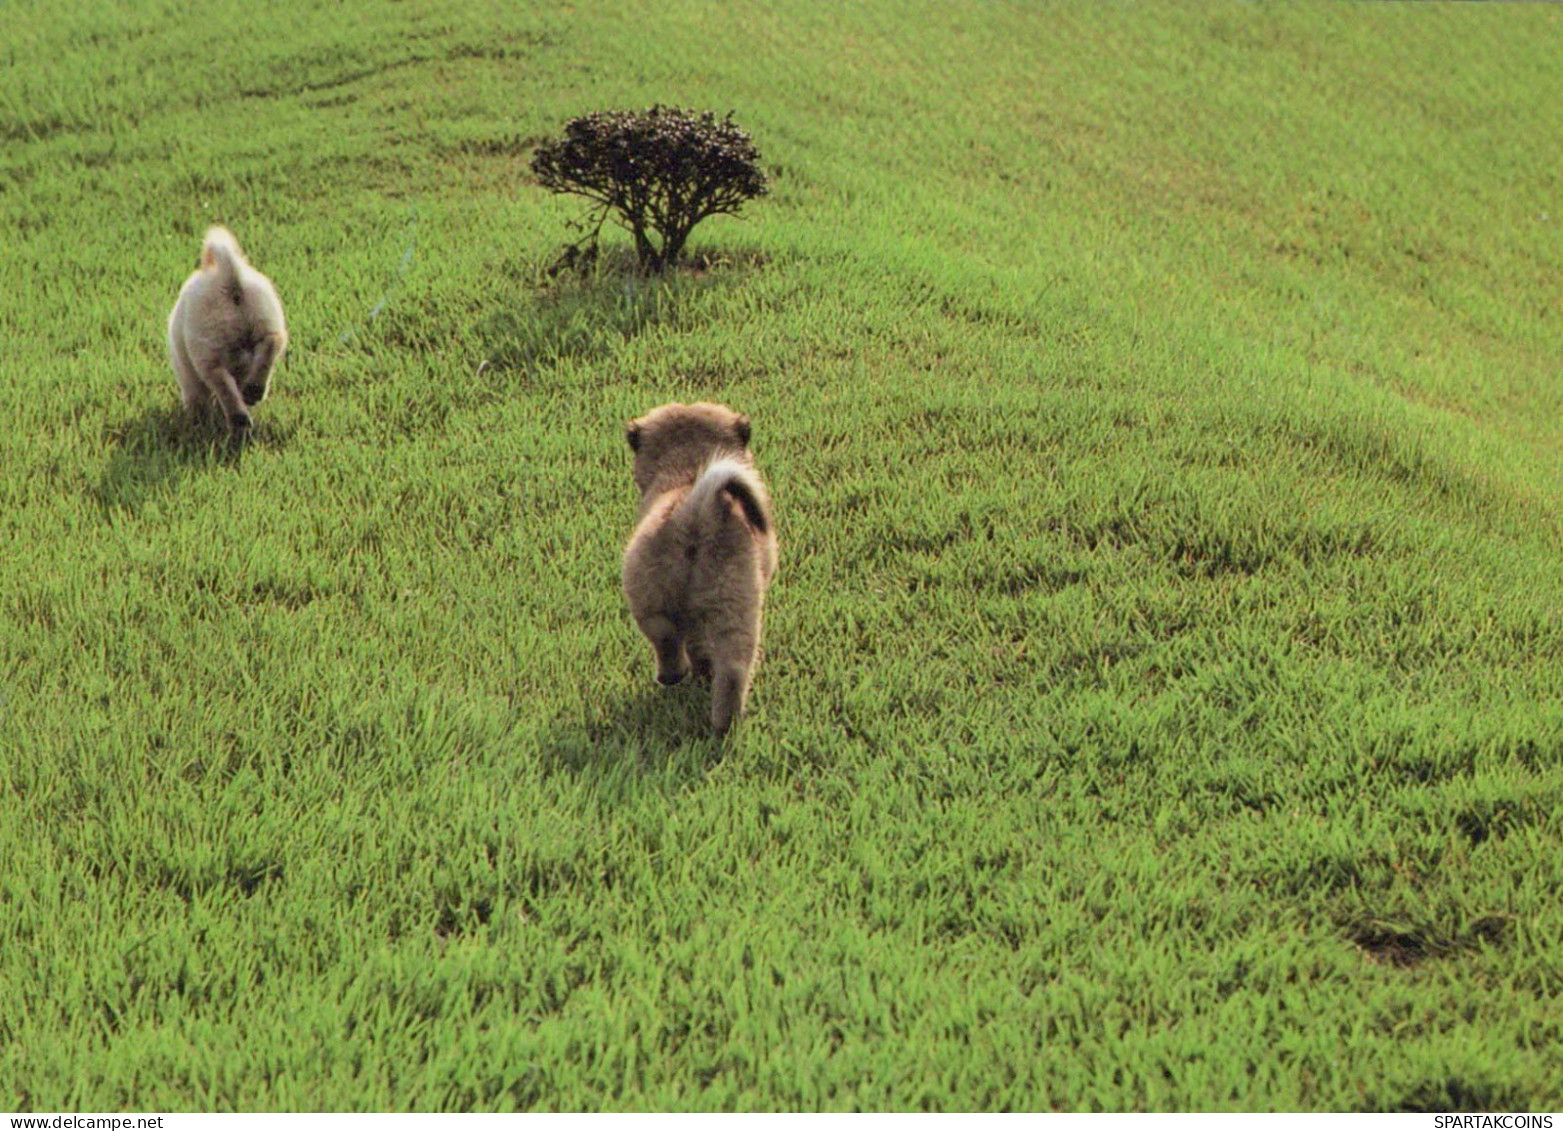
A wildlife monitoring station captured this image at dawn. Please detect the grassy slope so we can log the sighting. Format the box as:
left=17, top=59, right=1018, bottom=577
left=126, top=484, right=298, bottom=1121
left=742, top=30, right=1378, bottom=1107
left=2, top=0, right=1561, bottom=1111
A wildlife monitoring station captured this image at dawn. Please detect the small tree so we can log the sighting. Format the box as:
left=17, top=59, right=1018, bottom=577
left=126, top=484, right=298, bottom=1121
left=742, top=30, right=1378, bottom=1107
left=531, top=106, right=768, bottom=273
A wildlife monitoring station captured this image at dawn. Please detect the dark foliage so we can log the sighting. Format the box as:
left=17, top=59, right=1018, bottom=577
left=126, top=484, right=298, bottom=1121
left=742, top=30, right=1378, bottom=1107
left=531, top=106, right=768, bottom=272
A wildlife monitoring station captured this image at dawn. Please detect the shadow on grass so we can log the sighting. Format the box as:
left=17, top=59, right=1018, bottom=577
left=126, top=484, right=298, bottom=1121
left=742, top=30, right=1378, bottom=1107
left=537, top=680, right=724, bottom=793
left=477, top=246, right=769, bottom=378
left=1343, top=912, right=1511, bottom=969
left=93, top=405, right=295, bottom=513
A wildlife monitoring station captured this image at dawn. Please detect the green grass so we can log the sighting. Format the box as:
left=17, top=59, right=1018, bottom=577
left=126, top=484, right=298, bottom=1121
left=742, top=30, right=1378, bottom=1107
left=3, top=0, right=1562, bottom=1112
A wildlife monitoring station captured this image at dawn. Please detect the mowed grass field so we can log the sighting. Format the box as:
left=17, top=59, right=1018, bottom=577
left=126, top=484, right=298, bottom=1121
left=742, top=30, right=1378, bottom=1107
left=3, top=0, right=1562, bottom=1112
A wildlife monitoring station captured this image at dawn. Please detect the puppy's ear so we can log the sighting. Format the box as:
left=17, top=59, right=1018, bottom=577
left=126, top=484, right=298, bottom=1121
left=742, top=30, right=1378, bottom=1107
left=733, top=414, right=751, bottom=446
left=625, top=420, right=642, bottom=451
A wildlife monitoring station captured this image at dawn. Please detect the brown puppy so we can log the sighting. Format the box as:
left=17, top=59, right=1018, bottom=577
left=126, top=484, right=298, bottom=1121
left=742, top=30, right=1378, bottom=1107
left=622, top=402, right=778, bottom=736
left=167, top=226, right=288, bottom=436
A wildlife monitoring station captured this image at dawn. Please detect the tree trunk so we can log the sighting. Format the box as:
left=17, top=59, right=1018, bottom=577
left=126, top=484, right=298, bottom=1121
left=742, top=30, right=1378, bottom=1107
left=660, top=224, right=691, bottom=270
left=632, top=224, right=661, bottom=272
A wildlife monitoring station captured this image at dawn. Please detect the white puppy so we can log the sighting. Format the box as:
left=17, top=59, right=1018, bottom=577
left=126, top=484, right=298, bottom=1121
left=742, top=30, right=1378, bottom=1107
left=167, top=227, right=288, bottom=434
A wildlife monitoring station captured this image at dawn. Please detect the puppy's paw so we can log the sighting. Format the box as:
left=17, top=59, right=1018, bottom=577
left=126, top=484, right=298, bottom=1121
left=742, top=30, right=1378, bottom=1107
left=229, top=412, right=253, bottom=435
left=656, top=667, right=688, bottom=687
left=241, top=384, right=267, bottom=406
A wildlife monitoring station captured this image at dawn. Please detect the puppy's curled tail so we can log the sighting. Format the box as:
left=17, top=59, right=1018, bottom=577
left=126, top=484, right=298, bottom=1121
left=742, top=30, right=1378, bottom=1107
left=688, top=457, right=771, bottom=535
left=200, top=226, right=245, bottom=280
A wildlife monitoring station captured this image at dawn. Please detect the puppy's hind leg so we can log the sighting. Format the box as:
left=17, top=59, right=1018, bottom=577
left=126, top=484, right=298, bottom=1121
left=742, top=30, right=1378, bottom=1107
left=709, top=620, right=760, bottom=736
left=194, top=352, right=253, bottom=435
left=710, top=661, right=752, bottom=737
left=240, top=333, right=282, bottom=407
left=170, top=336, right=211, bottom=415
left=637, top=612, right=691, bottom=687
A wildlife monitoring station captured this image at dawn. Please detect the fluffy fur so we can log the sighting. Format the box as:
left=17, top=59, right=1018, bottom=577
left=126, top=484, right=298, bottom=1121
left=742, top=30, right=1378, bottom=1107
left=621, top=402, right=779, bottom=736
left=166, top=226, right=288, bottom=434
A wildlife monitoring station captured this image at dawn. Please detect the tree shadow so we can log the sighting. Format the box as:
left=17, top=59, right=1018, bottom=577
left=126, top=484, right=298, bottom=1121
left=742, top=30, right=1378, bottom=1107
left=478, top=251, right=677, bottom=378
left=476, top=246, right=770, bottom=382
left=536, top=680, right=726, bottom=795
left=93, top=405, right=295, bottom=514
